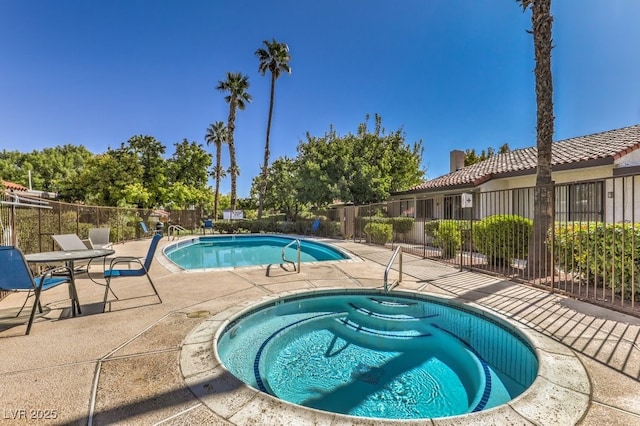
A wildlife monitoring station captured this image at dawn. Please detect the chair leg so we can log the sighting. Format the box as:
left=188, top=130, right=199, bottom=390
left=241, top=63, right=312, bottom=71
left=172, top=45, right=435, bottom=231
left=145, top=273, right=162, bottom=304
left=103, top=276, right=112, bottom=313
left=26, top=287, right=42, bottom=335
left=16, top=290, right=32, bottom=317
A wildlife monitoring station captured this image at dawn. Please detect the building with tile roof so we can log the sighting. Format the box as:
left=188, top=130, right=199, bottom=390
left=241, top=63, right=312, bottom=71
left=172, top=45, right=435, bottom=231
left=388, top=124, right=640, bottom=223
left=1, top=180, right=28, bottom=192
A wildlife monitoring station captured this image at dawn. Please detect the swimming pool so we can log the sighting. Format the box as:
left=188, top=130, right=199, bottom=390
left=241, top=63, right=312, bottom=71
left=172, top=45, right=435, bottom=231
left=164, top=235, right=351, bottom=270
left=216, top=290, right=539, bottom=420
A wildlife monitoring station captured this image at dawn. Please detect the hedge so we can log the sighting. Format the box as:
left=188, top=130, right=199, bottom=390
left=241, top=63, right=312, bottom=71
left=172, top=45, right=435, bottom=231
left=553, top=222, right=640, bottom=298
left=433, top=220, right=461, bottom=258
left=212, top=218, right=341, bottom=237
left=425, top=220, right=473, bottom=252
left=355, top=216, right=415, bottom=240
left=473, top=215, right=532, bottom=266
left=363, top=222, right=393, bottom=245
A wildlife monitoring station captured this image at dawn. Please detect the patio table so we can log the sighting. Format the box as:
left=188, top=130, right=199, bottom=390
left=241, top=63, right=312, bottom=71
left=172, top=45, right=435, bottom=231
left=25, top=248, right=115, bottom=316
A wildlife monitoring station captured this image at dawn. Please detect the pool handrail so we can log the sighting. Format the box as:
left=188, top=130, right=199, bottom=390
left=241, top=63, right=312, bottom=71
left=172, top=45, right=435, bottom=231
left=282, top=238, right=301, bottom=273
left=384, top=246, right=403, bottom=291
left=167, top=224, right=188, bottom=241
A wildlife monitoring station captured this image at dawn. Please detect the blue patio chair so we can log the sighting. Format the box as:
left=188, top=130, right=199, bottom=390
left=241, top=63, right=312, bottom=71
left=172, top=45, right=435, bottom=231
left=310, top=218, right=321, bottom=235
left=102, top=233, right=162, bottom=312
left=139, top=221, right=159, bottom=238
left=0, top=246, right=72, bottom=335
left=202, top=218, right=214, bottom=235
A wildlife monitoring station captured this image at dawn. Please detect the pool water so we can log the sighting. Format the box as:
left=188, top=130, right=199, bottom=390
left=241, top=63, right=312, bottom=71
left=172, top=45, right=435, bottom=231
left=217, top=292, right=538, bottom=420
left=164, top=235, right=350, bottom=269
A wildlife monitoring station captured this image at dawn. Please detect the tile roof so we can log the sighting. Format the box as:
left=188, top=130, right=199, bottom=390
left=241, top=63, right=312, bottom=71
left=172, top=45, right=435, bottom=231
left=407, top=124, right=640, bottom=192
left=1, top=180, right=28, bottom=192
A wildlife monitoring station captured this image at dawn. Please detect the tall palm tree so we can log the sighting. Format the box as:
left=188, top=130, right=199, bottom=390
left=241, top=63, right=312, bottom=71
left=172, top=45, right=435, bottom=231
left=205, top=121, right=227, bottom=219
left=519, top=0, right=554, bottom=278
left=255, top=39, right=292, bottom=218
left=216, top=72, right=252, bottom=211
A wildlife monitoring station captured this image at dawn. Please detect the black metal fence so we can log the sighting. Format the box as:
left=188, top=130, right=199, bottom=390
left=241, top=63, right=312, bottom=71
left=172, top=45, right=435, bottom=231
left=0, top=193, right=205, bottom=255
left=4, top=173, right=640, bottom=316
left=340, top=174, right=640, bottom=316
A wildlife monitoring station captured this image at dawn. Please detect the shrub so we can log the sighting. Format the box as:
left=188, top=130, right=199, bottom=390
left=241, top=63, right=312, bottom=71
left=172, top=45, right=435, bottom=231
left=433, top=220, right=461, bottom=258
left=355, top=216, right=389, bottom=240
left=424, top=220, right=440, bottom=238
left=209, top=218, right=341, bottom=238
left=473, top=215, right=532, bottom=265
left=364, top=222, right=393, bottom=245
left=553, top=222, right=640, bottom=298
left=392, top=217, right=414, bottom=239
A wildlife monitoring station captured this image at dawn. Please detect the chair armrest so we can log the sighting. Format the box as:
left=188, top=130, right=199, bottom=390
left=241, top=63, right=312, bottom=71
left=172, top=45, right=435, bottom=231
left=38, top=265, right=73, bottom=284
left=108, top=256, right=143, bottom=269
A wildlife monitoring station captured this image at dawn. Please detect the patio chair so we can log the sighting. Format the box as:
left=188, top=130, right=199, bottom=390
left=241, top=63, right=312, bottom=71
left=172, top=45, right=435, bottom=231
left=0, top=246, right=72, bottom=335
left=88, top=227, right=112, bottom=249
left=52, top=234, right=92, bottom=272
left=201, top=219, right=214, bottom=235
left=310, top=218, right=321, bottom=235
left=140, top=221, right=160, bottom=238
left=102, top=233, right=162, bottom=312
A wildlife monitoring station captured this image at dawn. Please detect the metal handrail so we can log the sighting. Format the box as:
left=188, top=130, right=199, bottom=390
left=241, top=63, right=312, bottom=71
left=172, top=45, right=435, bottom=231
left=282, top=238, right=301, bottom=273
left=166, top=224, right=187, bottom=240
left=384, top=246, right=403, bottom=291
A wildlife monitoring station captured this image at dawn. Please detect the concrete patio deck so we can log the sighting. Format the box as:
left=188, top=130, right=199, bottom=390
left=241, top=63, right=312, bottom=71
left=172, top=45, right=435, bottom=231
left=0, top=237, right=639, bottom=425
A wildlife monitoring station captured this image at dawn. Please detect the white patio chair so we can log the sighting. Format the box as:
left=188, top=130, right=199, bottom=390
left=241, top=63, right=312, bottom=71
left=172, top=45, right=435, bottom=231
left=88, top=227, right=112, bottom=249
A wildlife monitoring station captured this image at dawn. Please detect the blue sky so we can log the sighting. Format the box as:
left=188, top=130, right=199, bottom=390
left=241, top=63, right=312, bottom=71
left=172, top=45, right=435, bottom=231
left=1, top=1, right=639, bottom=198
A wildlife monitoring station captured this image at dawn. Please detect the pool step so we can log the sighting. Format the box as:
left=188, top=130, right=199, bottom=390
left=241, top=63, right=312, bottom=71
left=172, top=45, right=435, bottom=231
left=346, top=303, right=434, bottom=333
left=331, top=317, right=433, bottom=351
left=357, top=297, right=437, bottom=318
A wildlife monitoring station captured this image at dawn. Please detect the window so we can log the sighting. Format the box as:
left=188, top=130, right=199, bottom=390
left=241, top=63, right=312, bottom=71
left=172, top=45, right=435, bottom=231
left=416, top=199, right=434, bottom=219
left=512, top=188, right=534, bottom=218
left=443, top=195, right=462, bottom=219
left=399, top=199, right=415, bottom=217
left=555, top=181, right=603, bottom=222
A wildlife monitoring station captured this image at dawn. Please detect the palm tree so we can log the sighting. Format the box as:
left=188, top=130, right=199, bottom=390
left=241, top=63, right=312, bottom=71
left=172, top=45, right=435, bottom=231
left=216, top=72, right=252, bottom=211
left=205, top=121, right=227, bottom=219
left=519, top=0, right=554, bottom=278
left=255, top=39, right=292, bottom=218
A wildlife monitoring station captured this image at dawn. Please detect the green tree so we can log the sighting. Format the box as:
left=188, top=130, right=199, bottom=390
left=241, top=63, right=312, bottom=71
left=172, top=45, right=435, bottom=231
left=165, top=182, right=214, bottom=211
left=66, top=136, right=169, bottom=208
left=464, top=143, right=510, bottom=166
left=0, top=150, right=23, bottom=184
left=205, top=121, right=228, bottom=219
left=165, top=139, right=212, bottom=211
left=255, top=38, right=292, bottom=219
left=250, top=156, right=306, bottom=221
left=74, top=150, right=143, bottom=206
left=296, top=114, right=424, bottom=206
left=519, top=0, right=554, bottom=278
left=0, top=145, right=93, bottom=194
left=123, top=135, right=167, bottom=208
left=217, top=72, right=252, bottom=212
left=168, top=138, right=211, bottom=187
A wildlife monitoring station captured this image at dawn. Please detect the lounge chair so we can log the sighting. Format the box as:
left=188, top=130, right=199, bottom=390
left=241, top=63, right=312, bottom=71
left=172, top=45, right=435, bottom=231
left=52, top=233, right=91, bottom=251
left=0, top=246, right=72, bottom=335
left=52, top=234, right=92, bottom=272
left=102, top=233, right=162, bottom=312
left=88, top=227, right=112, bottom=249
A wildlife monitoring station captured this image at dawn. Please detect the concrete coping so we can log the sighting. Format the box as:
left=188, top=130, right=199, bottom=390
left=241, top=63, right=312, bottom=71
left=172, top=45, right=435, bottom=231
left=180, top=288, right=591, bottom=425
